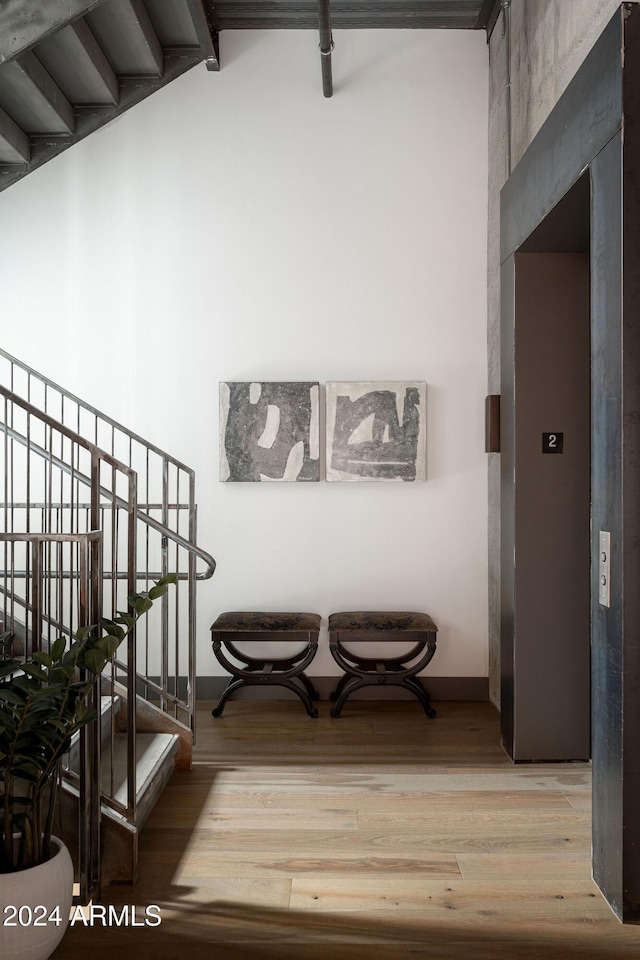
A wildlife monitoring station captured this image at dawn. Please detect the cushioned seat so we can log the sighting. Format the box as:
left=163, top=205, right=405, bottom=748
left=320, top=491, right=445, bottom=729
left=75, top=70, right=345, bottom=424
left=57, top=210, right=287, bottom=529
left=328, top=611, right=437, bottom=635
left=213, top=611, right=321, bottom=634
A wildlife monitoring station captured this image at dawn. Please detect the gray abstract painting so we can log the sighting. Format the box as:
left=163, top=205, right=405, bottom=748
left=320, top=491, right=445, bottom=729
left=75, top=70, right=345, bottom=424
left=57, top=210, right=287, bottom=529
left=220, top=382, right=320, bottom=482
left=326, top=381, right=426, bottom=481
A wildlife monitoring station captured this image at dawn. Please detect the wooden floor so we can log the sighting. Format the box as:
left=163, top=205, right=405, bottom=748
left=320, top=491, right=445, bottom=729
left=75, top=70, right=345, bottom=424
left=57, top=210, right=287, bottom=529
left=53, top=699, right=640, bottom=959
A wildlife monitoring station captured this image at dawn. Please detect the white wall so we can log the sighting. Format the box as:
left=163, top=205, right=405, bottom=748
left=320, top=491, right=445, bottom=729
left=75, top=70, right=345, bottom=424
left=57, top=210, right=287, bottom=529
left=0, top=30, right=488, bottom=679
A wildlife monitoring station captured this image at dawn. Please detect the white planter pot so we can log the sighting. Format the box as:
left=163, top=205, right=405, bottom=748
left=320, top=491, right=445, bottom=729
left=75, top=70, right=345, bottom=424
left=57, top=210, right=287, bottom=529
left=0, top=837, right=74, bottom=960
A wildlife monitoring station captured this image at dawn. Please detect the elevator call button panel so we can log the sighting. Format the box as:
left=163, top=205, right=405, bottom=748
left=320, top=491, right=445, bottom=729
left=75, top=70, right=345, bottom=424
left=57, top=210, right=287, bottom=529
left=599, top=531, right=610, bottom=608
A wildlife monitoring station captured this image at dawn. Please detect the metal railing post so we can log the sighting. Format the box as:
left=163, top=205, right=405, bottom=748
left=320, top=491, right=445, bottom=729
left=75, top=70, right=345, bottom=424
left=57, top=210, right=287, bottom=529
left=126, top=473, right=138, bottom=822
left=30, top=538, right=43, bottom=655
left=78, top=531, right=103, bottom=902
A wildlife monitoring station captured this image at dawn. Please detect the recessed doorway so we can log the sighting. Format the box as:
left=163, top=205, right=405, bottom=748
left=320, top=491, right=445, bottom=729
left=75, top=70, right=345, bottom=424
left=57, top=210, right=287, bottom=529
left=501, top=173, right=591, bottom=762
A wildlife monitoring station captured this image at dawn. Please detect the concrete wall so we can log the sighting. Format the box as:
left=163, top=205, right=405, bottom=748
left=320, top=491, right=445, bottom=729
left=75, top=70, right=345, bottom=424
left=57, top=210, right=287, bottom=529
left=0, top=30, right=489, bottom=686
left=487, top=0, right=623, bottom=704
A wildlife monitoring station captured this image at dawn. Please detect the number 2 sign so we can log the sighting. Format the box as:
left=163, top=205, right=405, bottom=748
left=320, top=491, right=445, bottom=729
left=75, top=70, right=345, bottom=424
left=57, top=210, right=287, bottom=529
left=542, top=432, right=564, bottom=454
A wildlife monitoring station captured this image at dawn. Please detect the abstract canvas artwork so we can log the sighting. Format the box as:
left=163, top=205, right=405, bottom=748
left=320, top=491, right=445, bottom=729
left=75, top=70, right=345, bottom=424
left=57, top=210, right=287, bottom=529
left=326, top=381, right=426, bottom=481
left=220, top=382, right=320, bottom=482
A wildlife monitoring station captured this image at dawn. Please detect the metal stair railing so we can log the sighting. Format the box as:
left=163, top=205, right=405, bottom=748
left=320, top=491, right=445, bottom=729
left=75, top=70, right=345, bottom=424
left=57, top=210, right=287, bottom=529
left=0, top=368, right=216, bottom=893
left=0, top=349, right=216, bottom=734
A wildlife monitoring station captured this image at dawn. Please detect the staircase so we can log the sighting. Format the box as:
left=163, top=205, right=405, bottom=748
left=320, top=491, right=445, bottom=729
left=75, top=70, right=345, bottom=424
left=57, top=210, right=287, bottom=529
left=0, top=348, right=216, bottom=899
left=0, top=0, right=218, bottom=194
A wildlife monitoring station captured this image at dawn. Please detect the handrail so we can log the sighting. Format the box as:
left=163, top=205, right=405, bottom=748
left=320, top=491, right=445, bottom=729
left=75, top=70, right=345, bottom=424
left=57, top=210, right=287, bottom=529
left=1, top=385, right=135, bottom=477
left=0, top=391, right=215, bottom=581
left=0, top=349, right=194, bottom=476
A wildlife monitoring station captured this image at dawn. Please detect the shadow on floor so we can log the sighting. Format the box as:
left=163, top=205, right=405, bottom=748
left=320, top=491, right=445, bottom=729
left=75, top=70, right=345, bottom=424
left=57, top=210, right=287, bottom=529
left=53, top=889, right=640, bottom=960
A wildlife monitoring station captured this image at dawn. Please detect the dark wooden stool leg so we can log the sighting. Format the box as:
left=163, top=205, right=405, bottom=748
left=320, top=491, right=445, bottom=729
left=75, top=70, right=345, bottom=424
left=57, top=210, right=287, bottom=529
left=329, top=671, right=352, bottom=703
left=273, top=677, right=319, bottom=718
left=212, top=678, right=246, bottom=717
left=330, top=677, right=370, bottom=718
left=298, top=672, right=320, bottom=702
left=402, top=677, right=437, bottom=718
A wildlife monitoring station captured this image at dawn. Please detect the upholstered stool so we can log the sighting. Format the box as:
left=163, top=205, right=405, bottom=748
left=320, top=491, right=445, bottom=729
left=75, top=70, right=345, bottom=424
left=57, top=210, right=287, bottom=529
left=328, top=611, right=438, bottom=718
left=210, top=611, right=321, bottom=718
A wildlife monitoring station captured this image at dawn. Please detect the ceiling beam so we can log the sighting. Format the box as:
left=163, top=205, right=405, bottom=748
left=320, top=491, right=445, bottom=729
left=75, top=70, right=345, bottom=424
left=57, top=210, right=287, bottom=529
left=186, top=0, right=219, bottom=71
left=37, top=20, right=120, bottom=105
left=66, top=19, right=119, bottom=103
left=86, top=0, right=163, bottom=77
left=0, top=53, right=75, bottom=134
left=212, top=1, right=482, bottom=30
left=122, top=0, right=163, bottom=76
left=0, top=0, right=110, bottom=65
left=0, top=104, right=30, bottom=163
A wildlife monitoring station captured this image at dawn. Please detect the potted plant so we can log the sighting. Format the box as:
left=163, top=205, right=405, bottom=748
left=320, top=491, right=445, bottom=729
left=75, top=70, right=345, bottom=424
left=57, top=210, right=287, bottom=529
left=0, top=574, right=176, bottom=960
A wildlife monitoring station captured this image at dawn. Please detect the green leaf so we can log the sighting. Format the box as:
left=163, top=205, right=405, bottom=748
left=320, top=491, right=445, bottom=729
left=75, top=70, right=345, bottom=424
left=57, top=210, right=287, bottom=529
left=10, top=675, right=37, bottom=693
left=148, top=584, right=167, bottom=600
left=0, top=689, right=26, bottom=706
left=32, top=652, right=53, bottom=670
left=134, top=597, right=153, bottom=615
left=103, top=636, right=122, bottom=657
left=0, top=660, right=21, bottom=679
left=100, top=620, right=125, bottom=641
left=83, top=649, right=106, bottom=675
left=62, top=649, right=79, bottom=668
left=50, top=665, right=75, bottom=681
left=11, top=761, right=40, bottom=780
left=156, top=573, right=178, bottom=587
left=114, top=614, right=136, bottom=628
left=20, top=664, right=48, bottom=683
left=24, top=736, right=60, bottom=751
left=94, top=635, right=122, bottom=658
left=50, top=637, right=66, bottom=661
left=75, top=702, right=89, bottom=721
left=37, top=717, right=66, bottom=733
left=29, top=697, right=63, bottom=713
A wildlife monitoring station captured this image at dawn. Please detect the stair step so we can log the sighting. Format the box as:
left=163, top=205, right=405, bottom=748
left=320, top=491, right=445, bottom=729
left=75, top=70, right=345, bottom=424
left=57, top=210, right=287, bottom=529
left=61, top=700, right=182, bottom=884
left=102, top=731, right=179, bottom=829
left=66, top=696, right=121, bottom=773
left=63, top=730, right=178, bottom=883
left=103, top=676, right=193, bottom=770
